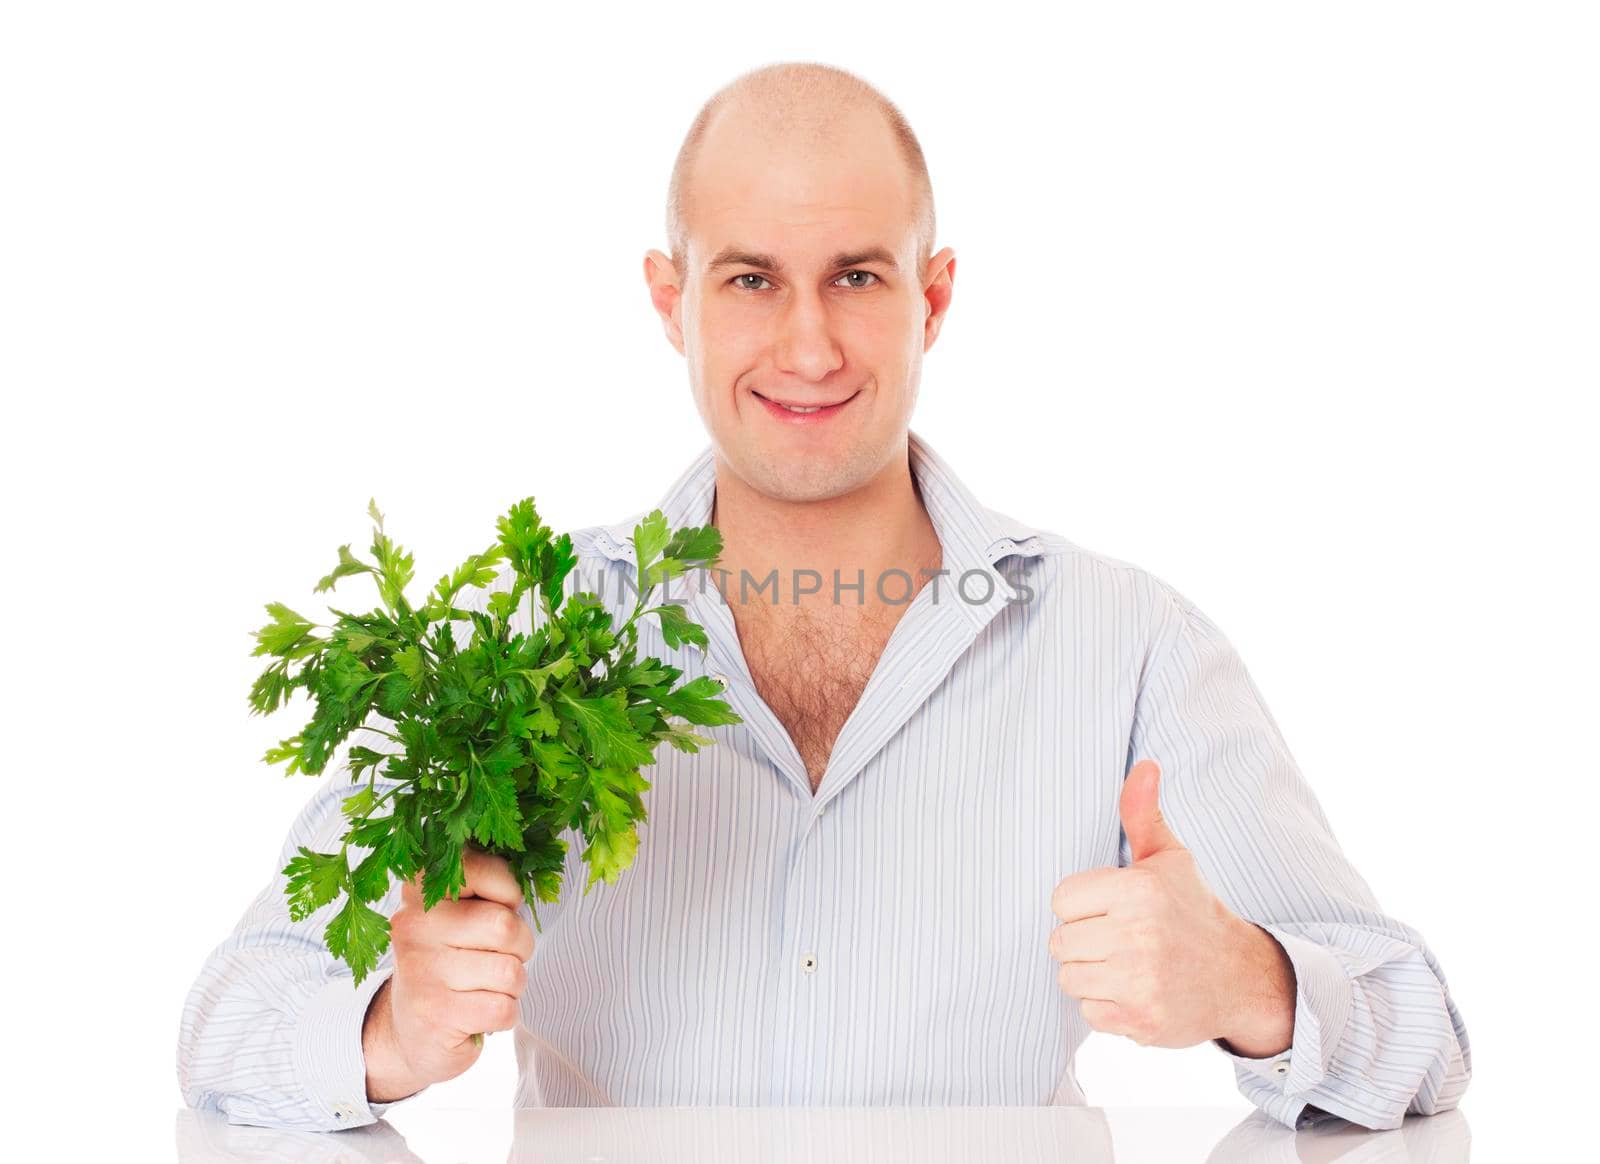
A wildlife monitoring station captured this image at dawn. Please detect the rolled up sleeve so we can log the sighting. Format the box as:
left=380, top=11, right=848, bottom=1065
left=176, top=729, right=413, bottom=1131
left=1125, top=585, right=1472, bottom=1132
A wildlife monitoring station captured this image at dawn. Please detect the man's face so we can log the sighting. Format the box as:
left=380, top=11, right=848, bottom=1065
left=645, top=106, right=956, bottom=504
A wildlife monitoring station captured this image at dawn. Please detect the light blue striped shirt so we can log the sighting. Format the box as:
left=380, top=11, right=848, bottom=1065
left=177, top=429, right=1471, bottom=1134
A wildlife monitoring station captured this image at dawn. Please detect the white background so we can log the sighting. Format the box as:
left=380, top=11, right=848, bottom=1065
left=4, top=2, right=1595, bottom=1158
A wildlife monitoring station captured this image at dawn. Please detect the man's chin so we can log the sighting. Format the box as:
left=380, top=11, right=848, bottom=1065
left=733, top=440, right=878, bottom=505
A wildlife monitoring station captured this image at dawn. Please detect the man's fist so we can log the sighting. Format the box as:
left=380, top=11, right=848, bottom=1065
left=361, top=847, right=536, bottom=1102
left=1046, top=758, right=1289, bottom=1052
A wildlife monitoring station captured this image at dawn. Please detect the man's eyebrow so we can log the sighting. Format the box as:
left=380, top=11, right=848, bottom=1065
left=705, top=245, right=901, bottom=275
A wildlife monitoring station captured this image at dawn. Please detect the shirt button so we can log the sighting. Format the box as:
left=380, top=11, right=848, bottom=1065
left=711, top=672, right=730, bottom=688
left=1272, top=1058, right=1290, bottom=1075
left=801, top=953, right=818, bottom=973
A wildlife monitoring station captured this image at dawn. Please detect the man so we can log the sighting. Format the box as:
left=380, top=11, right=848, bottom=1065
left=177, top=61, right=1470, bottom=1134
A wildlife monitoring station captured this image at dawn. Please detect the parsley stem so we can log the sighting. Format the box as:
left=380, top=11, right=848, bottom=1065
left=615, top=578, right=654, bottom=644
left=344, top=773, right=422, bottom=834
left=447, top=748, right=477, bottom=814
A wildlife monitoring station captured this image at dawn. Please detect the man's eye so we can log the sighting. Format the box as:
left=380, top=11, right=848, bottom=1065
left=733, top=274, right=772, bottom=290
left=836, top=270, right=878, bottom=289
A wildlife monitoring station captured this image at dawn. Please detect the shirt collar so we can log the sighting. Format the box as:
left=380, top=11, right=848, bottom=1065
left=592, top=428, right=1047, bottom=625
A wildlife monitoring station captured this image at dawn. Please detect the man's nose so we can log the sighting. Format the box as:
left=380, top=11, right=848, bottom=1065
left=770, top=289, right=845, bottom=381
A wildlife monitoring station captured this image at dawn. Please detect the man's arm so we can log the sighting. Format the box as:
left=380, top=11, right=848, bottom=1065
left=175, top=726, right=414, bottom=1132
left=1124, top=583, right=1472, bottom=1132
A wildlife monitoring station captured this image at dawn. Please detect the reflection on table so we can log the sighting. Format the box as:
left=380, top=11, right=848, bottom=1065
left=175, top=1103, right=1470, bottom=1163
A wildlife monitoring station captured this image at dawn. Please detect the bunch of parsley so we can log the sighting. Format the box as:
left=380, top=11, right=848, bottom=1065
left=248, top=498, right=740, bottom=988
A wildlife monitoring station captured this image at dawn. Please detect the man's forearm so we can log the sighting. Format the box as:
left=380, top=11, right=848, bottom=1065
left=362, top=977, right=429, bottom=1104
left=1214, top=920, right=1297, bottom=1058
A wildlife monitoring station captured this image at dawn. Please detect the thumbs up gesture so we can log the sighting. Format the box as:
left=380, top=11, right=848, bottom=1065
left=1048, top=759, right=1296, bottom=1053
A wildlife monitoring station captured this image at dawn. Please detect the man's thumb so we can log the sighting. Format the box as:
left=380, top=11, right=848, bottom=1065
left=1120, top=759, right=1184, bottom=862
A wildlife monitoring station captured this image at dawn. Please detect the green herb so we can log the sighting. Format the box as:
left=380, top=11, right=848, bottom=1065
left=249, top=497, right=740, bottom=986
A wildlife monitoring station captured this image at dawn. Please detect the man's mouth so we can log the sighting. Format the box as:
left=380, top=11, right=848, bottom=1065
left=752, top=389, right=860, bottom=424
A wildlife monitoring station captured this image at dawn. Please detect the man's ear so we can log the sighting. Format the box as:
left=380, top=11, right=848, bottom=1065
left=922, top=246, right=956, bottom=351
left=643, top=248, right=686, bottom=356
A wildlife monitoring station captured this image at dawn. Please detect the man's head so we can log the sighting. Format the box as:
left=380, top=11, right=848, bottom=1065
left=644, top=62, right=956, bottom=505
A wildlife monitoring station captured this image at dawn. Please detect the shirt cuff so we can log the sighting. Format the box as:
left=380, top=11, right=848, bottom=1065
left=1210, top=925, right=1354, bottom=1097
left=291, top=967, right=401, bottom=1129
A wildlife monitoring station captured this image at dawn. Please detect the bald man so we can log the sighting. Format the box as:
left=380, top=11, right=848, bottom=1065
left=178, top=61, right=1471, bottom=1134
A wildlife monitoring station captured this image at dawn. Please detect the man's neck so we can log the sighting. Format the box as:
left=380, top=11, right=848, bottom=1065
left=707, top=446, right=943, bottom=612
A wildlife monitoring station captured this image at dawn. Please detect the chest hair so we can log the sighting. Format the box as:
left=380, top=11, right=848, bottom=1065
left=731, top=601, right=901, bottom=793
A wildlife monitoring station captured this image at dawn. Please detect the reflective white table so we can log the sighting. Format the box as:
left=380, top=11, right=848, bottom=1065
left=175, top=1103, right=1471, bottom=1162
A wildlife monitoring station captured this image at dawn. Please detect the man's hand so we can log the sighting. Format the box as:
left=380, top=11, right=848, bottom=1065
left=361, top=847, right=536, bottom=1103
left=1047, top=759, right=1295, bottom=1054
